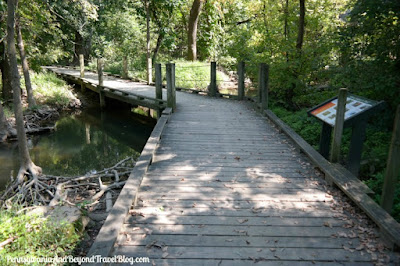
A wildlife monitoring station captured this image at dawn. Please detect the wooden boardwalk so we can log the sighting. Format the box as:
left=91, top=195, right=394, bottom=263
left=50, top=67, right=398, bottom=265
left=111, top=94, right=393, bottom=265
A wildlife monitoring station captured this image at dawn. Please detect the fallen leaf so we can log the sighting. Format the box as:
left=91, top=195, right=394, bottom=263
left=162, top=252, right=169, bottom=258
left=225, top=239, right=233, bottom=242
left=237, top=219, right=248, bottom=224
left=270, top=248, right=276, bottom=252
left=323, top=221, right=332, bottom=228
left=246, top=240, right=250, bottom=245
left=234, top=156, right=241, bottom=161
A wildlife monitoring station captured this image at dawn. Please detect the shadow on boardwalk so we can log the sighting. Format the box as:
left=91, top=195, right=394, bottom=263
left=110, top=93, right=397, bottom=265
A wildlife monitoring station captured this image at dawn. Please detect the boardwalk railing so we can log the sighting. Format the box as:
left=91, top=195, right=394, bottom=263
left=50, top=56, right=400, bottom=249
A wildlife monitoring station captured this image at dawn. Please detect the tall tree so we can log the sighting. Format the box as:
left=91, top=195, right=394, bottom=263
left=144, top=0, right=152, bottom=84
left=187, top=0, right=203, bottom=61
left=16, top=17, right=36, bottom=107
left=296, top=0, right=305, bottom=51
left=0, top=42, right=13, bottom=101
left=0, top=101, right=8, bottom=142
left=6, top=0, right=41, bottom=182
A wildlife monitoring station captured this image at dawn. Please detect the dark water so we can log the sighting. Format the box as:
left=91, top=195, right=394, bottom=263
left=0, top=107, right=155, bottom=191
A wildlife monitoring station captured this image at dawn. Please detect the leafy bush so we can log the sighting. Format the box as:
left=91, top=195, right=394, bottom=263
left=0, top=206, right=80, bottom=266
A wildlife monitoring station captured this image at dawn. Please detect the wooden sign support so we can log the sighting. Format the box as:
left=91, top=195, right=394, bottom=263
left=309, top=93, right=384, bottom=177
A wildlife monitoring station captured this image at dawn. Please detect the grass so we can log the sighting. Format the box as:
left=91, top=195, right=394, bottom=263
left=30, top=71, right=78, bottom=108
left=0, top=205, right=80, bottom=265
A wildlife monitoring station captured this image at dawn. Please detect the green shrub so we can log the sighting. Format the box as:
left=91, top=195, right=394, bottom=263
left=0, top=206, right=80, bottom=266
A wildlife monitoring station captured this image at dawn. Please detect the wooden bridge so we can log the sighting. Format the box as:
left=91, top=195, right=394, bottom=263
left=47, top=66, right=400, bottom=265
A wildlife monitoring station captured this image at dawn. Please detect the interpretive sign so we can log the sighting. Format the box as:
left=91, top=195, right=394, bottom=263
left=308, top=93, right=384, bottom=176
left=309, top=95, right=376, bottom=126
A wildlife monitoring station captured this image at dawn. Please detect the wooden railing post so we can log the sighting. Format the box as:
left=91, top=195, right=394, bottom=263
left=260, top=63, right=269, bottom=110
left=155, top=63, right=162, bottom=100
left=79, top=54, right=84, bottom=78
left=97, top=58, right=105, bottom=108
left=79, top=54, right=85, bottom=91
left=166, top=63, right=176, bottom=111
left=381, top=105, right=400, bottom=213
left=123, top=56, right=128, bottom=79
left=238, top=61, right=245, bottom=100
left=330, top=88, right=348, bottom=163
left=209, top=62, right=217, bottom=97
left=147, top=58, right=152, bottom=85
left=257, top=63, right=262, bottom=104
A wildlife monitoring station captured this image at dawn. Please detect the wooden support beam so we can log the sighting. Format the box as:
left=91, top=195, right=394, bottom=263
left=209, top=62, right=217, bottom=97
left=79, top=54, right=84, bottom=78
left=319, top=123, right=332, bottom=159
left=330, top=88, right=347, bottom=163
left=123, top=56, right=128, bottom=79
left=166, top=63, right=176, bottom=111
left=381, top=105, right=400, bottom=213
left=97, top=58, right=104, bottom=86
left=347, top=119, right=367, bottom=176
left=155, top=63, right=162, bottom=100
left=260, top=63, right=269, bottom=110
left=238, top=61, right=245, bottom=100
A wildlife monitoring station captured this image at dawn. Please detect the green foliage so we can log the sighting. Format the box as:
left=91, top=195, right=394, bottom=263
left=30, top=72, right=78, bottom=108
left=0, top=206, right=80, bottom=265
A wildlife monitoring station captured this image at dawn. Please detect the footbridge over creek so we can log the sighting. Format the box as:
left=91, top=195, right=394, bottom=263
left=46, top=65, right=400, bottom=265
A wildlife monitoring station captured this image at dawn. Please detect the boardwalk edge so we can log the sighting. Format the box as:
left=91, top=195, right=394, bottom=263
left=84, top=107, right=173, bottom=263
left=264, top=109, right=400, bottom=250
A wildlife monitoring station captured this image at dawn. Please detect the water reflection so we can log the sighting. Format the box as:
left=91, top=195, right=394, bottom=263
left=0, top=107, right=155, bottom=190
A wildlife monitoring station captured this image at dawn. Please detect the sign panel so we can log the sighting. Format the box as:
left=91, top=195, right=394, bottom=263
left=309, top=95, right=376, bottom=126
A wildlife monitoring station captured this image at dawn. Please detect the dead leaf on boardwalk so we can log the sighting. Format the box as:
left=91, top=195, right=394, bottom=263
left=225, top=239, right=233, bottom=242
left=237, top=218, right=248, bottom=224
left=257, top=249, right=262, bottom=252
left=162, top=252, right=169, bottom=258
left=180, top=178, right=185, bottom=181
left=234, top=156, right=241, bottom=161
left=252, top=208, right=262, bottom=213
left=323, top=221, right=332, bottom=228
left=338, top=232, right=348, bottom=238
left=129, top=211, right=145, bottom=217
left=162, top=246, right=168, bottom=252
left=198, top=224, right=205, bottom=228
left=270, top=248, right=276, bottom=252
left=246, top=240, right=251, bottom=245
left=132, top=227, right=140, bottom=231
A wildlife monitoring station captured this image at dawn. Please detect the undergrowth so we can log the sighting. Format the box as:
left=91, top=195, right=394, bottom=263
left=0, top=205, right=80, bottom=265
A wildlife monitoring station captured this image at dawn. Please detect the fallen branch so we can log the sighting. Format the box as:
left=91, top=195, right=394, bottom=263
left=0, top=236, right=17, bottom=250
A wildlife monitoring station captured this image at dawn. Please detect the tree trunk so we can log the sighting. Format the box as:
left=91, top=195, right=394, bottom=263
left=6, top=0, right=41, bottom=182
left=16, top=19, right=36, bottom=108
left=296, top=0, right=305, bottom=51
left=0, top=42, right=13, bottom=101
left=283, top=0, right=289, bottom=62
left=152, top=30, right=164, bottom=64
left=144, top=0, right=152, bottom=84
left=72, top=31, right=91, bottom=65
left=187, top=0, right=203, bottom=61
left=0, top=101, right=8, bottom=142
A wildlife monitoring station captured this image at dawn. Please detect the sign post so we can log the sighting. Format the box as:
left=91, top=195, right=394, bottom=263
left=308, top=93, right=384, bottom=176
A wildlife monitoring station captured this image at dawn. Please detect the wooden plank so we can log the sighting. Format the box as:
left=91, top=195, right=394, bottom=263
left=113, top=246, right=371, bottom=262
left=137, top=191, right=330, bottom=202
left=136, top=199, right=334, bottom=210
left=125, top=214, right=344, bottom=227
left=117, top=234, right=357, bottom=249
left=126, top=205, right=335, bottom=218
left=121, top=223, right=342, bottom=238
left=140, top=186, right=325, bottom=195
left=133, top=259, right=372, bottom=266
